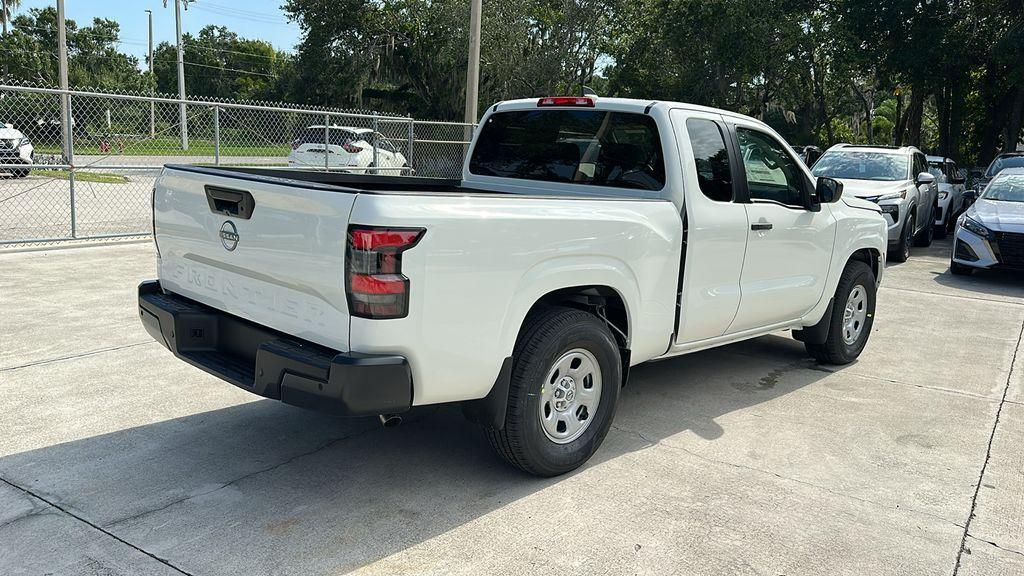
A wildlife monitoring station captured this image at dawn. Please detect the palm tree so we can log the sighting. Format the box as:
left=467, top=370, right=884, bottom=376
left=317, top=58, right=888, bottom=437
left=2, top=0, right=22, bottom=36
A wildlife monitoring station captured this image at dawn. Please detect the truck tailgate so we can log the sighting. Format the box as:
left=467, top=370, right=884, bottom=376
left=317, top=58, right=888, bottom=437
left=154, top=166, right=355, bottom=351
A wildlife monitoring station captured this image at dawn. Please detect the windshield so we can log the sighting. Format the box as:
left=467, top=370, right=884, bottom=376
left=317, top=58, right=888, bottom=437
left=981, top=174, right=1024, bottom=202
left=469, top=109, right=665, bottom=191
left=811, top=151, right=909, bottom=181
left=986, top=156, right=1024, bottom=177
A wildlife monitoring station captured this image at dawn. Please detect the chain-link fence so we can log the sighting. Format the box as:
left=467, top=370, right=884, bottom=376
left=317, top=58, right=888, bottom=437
left=0, top=84, right=473, bottom=246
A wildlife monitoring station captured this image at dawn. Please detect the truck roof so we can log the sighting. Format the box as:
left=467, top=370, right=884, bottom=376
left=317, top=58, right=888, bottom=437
left=489, top=97, right=774, bottom=132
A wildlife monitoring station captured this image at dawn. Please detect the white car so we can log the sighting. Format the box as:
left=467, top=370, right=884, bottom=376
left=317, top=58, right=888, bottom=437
left=0, top=124, right=34, bottom=178
left=926, top=155, right=967, bottom=238
left=950, top=167, right=1024, bottom=275
left=288, top=125, right=408, bottom=174
left=141, top=96, right=887, bottom=475
left=812, top=144, right=939, bottom=262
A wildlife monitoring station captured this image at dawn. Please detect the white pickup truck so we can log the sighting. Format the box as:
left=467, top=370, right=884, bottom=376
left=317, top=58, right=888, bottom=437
left=140, top=96, right=887, bottom=476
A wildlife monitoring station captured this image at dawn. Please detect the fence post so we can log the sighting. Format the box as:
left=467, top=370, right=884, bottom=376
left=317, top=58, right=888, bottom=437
left=324, top=114, right=330, bottom=172
left=213, top=105, right=220, bottom=166
left=372, top=113, right=379, bottom=170
left=407, top=120, right=414, bottom=175
left=67, top=92, right=77, bottom=238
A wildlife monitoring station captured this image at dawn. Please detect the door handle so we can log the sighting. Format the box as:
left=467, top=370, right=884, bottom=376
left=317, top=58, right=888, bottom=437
left=205, top=186, right=255, bottom=219
left=751, top=222, right=773, bottom=231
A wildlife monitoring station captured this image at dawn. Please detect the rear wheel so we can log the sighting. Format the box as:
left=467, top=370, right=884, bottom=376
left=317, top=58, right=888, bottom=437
left=13, top=167, right=29, bottom=179
left=485, top=307, right=621, bottom=477
left=915, top=206, right=934, bottom=247
left=805, top=260, right=876, bottom=365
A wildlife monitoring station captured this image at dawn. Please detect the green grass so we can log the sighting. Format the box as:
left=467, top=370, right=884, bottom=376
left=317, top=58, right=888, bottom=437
left=31, top=169, right=130, bottom=184
left=35, top=137, right=289, bottom=157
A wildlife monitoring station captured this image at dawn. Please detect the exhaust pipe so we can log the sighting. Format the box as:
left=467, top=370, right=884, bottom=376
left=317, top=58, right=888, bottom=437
left=379, top=413, right=402, bottom=428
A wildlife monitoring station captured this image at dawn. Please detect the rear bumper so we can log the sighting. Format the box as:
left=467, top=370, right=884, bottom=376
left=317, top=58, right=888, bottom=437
left=138, top=280, right=412, bottom=416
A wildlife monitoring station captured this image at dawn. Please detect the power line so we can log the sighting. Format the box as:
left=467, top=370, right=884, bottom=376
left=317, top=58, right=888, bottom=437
left=182, top=41, right=288, bottom=61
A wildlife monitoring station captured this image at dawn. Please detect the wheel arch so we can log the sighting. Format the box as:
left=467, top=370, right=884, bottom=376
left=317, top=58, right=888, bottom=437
left=462, top=284, right=633, bottom=431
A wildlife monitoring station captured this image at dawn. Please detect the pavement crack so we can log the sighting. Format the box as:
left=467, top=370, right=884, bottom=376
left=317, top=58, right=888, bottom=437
left=0, top=341, right=155, bottom=372
left=966, top=534, right=1024, bottom=559
left=0, top=475, right=194, bottom=576
left=952, top=319, right=1024, bottom=576
left=610, top=424, right=966, bottom=530
left=107, top=421, right=393, bottom=528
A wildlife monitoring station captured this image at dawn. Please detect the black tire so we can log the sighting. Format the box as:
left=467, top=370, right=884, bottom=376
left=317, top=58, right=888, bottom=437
left=915, top=206, right=934, bottom=247
left=934, top=215, right=948, bottom=239
left=890, top=213, right=914, bottom=263
left=485, top=306, right=621, bottom=477
left=13, top=168, right=29, bottom=179
left=950, top=260, right=974, bottom=276
left=805, top=260, right=876, bottom=365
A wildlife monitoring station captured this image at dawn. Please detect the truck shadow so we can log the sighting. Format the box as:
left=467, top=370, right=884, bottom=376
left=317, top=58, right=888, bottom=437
left=0, top=334, right=837, bottom=574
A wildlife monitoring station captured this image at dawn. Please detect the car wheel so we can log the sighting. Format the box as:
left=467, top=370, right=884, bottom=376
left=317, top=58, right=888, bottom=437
left=805, top=260, right=876, bottom=365
left=14, top=167, right=30, bottom=179
left=950, top=260, right=974, bottom=276
left=485, top=306, right=621, bottom=477
left=915, top=206, right=934, bottom=247
left=934, top=213, right=948, bottom=239
left=890, top=214, right=914, bottom=263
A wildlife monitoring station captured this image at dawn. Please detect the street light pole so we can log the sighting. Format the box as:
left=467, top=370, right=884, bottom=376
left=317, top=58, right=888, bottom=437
left=146, top=9, right=154, bottom=138
left=463, top=0, right=481, bottom=126
left=56, top=0, right=70, bottom=158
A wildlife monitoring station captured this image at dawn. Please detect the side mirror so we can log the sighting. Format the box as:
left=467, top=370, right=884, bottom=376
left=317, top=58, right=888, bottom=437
left=916, top=172, right=936, bottom=186
left=815, top=177, right=843, bottom=204
left=963, top=189, right=979, bottom=203
left=952, top=176, right=966, bottom=184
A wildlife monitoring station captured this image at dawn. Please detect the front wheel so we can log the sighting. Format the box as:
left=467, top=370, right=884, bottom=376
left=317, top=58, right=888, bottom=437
left=805, top=260, right=876, bottom=365
left=485, top=307, right=621, bottom=477
left=890, top=214, right=914, bottom=263
left=950, top=260, right=974, bottom=276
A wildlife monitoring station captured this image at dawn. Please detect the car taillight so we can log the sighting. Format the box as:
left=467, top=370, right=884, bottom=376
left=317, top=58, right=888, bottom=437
left=291, top=139, right=300, bottom=150
left=538, top=96, right=595, bottom=107
left=346, top=226, right=425, bottom=319
left=342, top=143, right=363, bottom=154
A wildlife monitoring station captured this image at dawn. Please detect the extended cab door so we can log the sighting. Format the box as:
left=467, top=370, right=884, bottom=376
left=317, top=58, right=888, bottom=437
left=672, top=110, right=749, bottom=343
left=725, top=122, right=836, bottom=333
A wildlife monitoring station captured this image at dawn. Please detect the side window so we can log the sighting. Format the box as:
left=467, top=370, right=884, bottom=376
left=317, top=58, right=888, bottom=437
left=735, top=128, right=805, bottom=206
left=685, top=118, right=733, bottom=202
left=913, top=154, right=926, bottom=179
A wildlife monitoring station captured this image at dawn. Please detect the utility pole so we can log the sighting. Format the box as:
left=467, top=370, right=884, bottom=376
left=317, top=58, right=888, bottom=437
left=2, top=0, right=8, bottom=36
left=463, top=0, right=481, bottom=126
left=57, top=0, right=70, bottom=159
left=146, top=9, right=155, bottom=138
left=165, top=0, right=189, bottom=150
left=57, top=0, right=76, bottom=236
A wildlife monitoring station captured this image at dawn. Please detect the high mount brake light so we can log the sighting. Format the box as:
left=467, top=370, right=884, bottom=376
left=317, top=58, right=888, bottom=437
left=346, top=226, right=425, bottom=319
left=537, top=96, right=595, bottom=108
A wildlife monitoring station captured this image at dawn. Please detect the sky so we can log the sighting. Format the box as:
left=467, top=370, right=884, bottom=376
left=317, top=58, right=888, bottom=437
left=14, top=0, right=303, bottom=65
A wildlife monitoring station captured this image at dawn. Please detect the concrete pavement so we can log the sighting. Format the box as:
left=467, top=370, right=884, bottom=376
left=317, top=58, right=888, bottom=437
left=1, top=239, right=1022, bottom=575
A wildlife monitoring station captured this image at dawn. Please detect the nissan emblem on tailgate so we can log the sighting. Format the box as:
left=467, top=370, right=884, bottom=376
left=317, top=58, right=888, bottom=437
left=219, top=221, right=239, bottom=251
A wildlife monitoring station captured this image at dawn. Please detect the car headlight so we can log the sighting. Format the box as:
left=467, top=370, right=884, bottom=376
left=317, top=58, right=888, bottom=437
left=938, top=191, right=949, bottom=199
left=879, top=204, right=899, bottom=221
left=960, top=216, right=993, bottom=239
left=876, top=190, right=908, bottom=201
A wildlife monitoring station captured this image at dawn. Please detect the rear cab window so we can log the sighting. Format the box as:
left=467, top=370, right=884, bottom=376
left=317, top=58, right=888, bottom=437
left=469, top=109, right=665, bottom=193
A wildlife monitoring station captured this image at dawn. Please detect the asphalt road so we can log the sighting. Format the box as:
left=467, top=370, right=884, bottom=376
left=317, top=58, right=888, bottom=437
left=1, top=239, right=1022, bottom=575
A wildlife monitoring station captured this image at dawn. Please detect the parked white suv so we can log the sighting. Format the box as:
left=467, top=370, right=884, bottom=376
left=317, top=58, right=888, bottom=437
left=142, top=96, right=887, bottom=475
left=927, top=155, right=967, bottom=238
left=812, top=144, right=938, bottom=262
left=0, top=124, right=34, bottom=178
left=288, top=125, right=408, bottom=174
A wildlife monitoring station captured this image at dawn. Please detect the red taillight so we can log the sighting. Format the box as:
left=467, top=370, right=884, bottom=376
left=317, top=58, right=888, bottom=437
left=538, top=96, right=595, bottom=107
left=346, top=226, right=425, bottom=319
left=342, top=143, right=363, bottom=154
left=291, top=139, right=300, bottom=150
